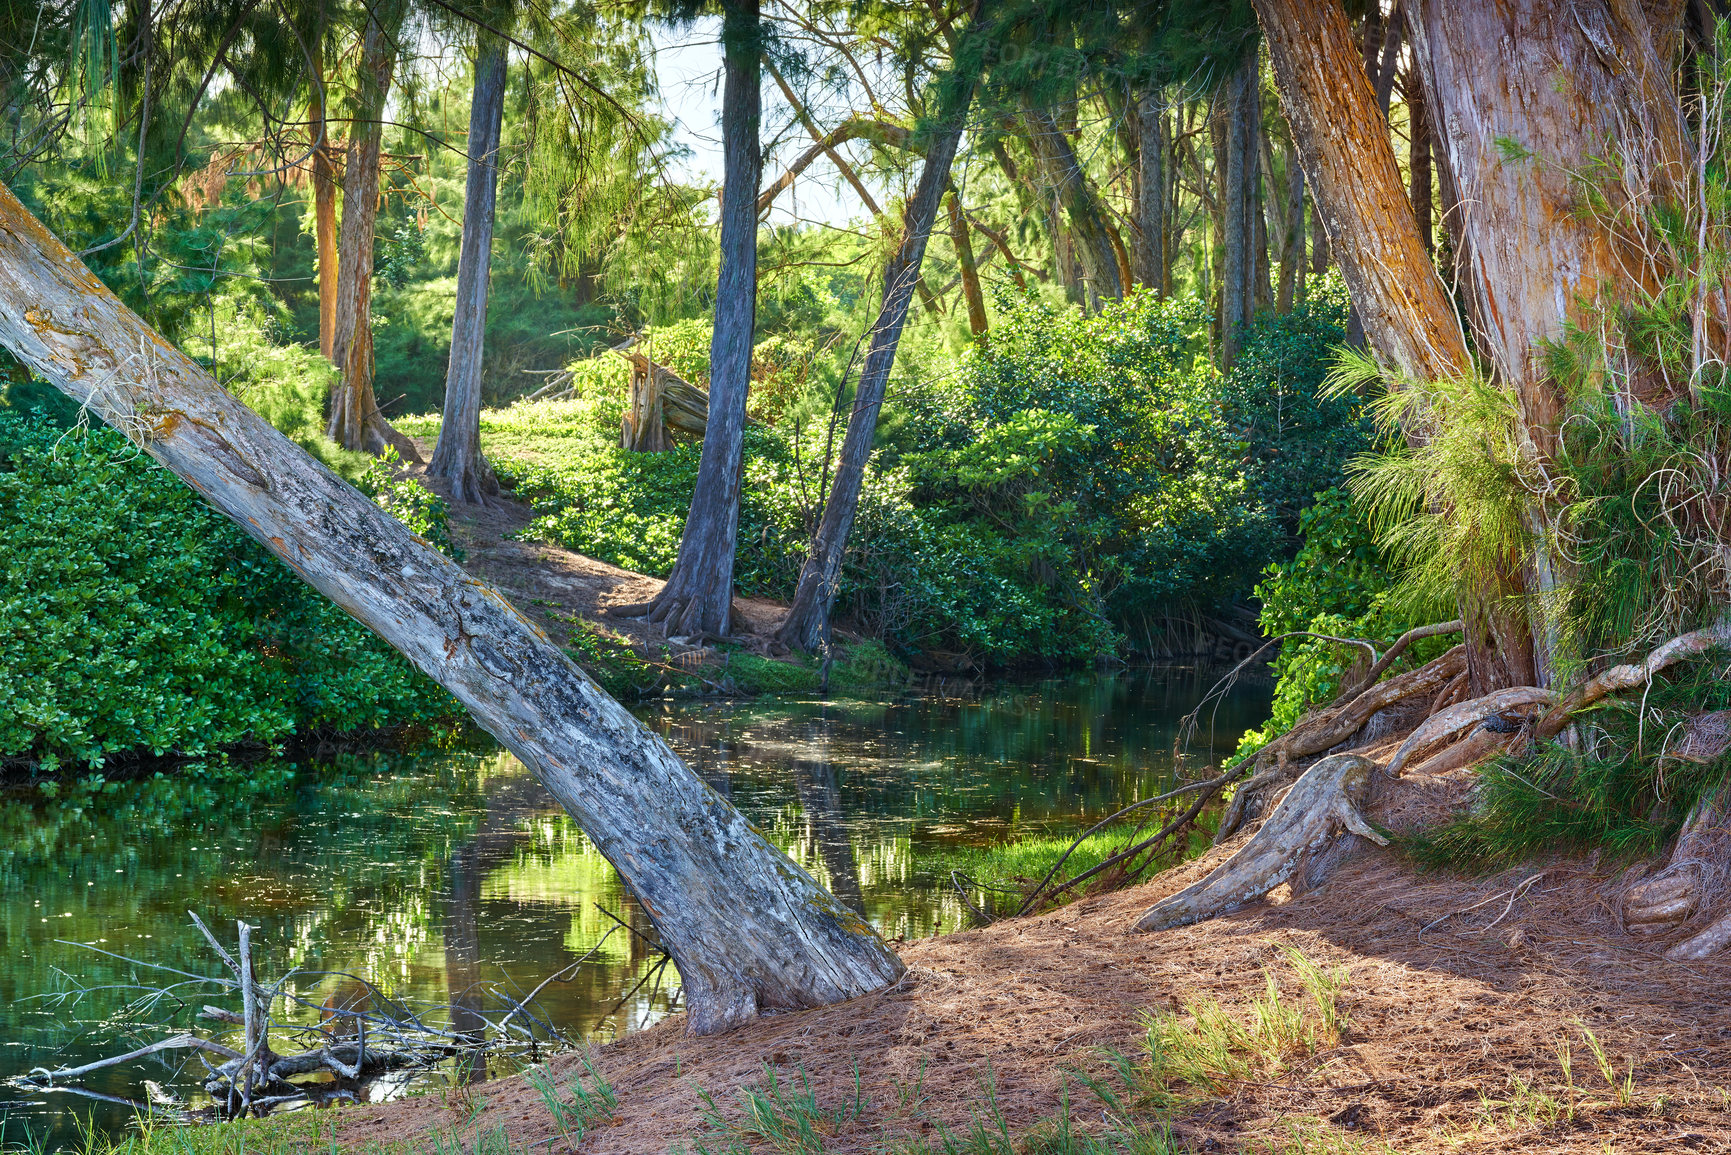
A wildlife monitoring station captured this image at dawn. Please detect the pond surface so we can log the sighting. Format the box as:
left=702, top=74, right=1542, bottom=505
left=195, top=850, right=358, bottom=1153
left=0, top=670, right=1268, bottom=1148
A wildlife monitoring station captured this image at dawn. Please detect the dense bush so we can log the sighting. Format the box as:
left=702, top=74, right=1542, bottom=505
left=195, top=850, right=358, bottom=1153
left=0, top=414, right=459, bottom=770
left=490, top=290, right=1365, bottom=667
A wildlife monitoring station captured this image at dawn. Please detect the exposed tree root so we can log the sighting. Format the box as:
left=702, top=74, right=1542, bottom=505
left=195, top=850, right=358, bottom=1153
left=1534, top=618, right=1731, bottom=739
left=1213, top=645, right=1466, bottom=843
left=1133, top=754, right=1385, bottom=934
left=1134, top=617, right=1731, bottom=954
left=1384, top=686, right=1557, bottom=776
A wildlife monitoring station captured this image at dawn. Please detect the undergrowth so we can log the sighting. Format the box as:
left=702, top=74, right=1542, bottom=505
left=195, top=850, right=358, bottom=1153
left=1405, top=652, right=1731, bottom=870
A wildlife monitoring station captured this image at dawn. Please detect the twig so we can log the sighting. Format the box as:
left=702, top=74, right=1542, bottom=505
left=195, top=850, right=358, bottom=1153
left=27, top=1034, right=243, bottom=1083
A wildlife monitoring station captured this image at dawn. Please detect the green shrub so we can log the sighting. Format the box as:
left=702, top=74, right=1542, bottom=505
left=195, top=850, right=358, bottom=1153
left=0, top=414, right=458, bottom=770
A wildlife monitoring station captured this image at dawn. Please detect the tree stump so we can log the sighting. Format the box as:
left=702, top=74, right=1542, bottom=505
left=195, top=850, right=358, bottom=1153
left=620, top=351, right=707, bottom=452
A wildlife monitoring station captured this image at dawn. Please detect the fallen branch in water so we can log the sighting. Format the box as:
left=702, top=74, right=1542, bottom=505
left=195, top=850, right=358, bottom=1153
left=14, top=912, right=654, bottom=1119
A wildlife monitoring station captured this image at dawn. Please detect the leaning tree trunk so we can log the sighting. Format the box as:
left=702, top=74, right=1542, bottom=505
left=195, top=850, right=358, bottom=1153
left=327, top=0, right=419, bottom=462
left=427, top=34, right=507, bottom=504
left=1253, top=0, right=1470, bottom=384
left=1024, top=100, right=1123, bottom=303
left=0, top=181, right=903, bottom=1035
left=644, top=0, right=762, bottom=639
left=774, top=88, right=976, bottom=654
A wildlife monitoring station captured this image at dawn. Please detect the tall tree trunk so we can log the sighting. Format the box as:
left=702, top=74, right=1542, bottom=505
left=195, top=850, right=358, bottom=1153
left=1136, top=87, right=1167, bottom=295
left=1254, top=0, right=1469, bottom=383
left=427, top=34, right=507, bottom=504
left=946, top=188, right=988, bottom=338
left=1024, top=101, right=1124, bottom=302
left=1406, top=0, right=1692, bottom=690
left=1275, top=143, right=1304, bottom=313
left=0, top=180, right=903, bottom=1036
left=645, top=0, right=762, bottom=638
left=309, top=13, right=339, bottom=364
left=327, top=0, right=419, bottom=462
left=1408, top=0, right=1689, bottom=443
left=1219, top=55, right=1261, bottom=366
left=1405, top=65, right=1432, bottom=256
left=774, top=99, right=974, bottom=654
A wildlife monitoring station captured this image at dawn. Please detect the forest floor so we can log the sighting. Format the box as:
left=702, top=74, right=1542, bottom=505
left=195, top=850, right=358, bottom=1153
left=407, top=442, right=789, bottom=658
left=318, top=759, right=1731, bottom=1155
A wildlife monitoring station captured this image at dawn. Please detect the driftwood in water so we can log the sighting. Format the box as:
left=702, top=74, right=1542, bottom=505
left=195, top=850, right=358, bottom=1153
left=23, top=914, right=633, bottom=1119
left=1133, top=754, right=1386, bottom=934
left=619, top=349, right=708, bottom=452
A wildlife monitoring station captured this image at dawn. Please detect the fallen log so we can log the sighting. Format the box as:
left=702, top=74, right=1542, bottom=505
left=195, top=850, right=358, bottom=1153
left=1134, top=754, right=1385, bottom=934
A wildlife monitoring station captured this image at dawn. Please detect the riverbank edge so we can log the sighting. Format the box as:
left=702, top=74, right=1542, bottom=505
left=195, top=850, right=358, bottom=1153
left=87, top=792, right=1731, bottom=1155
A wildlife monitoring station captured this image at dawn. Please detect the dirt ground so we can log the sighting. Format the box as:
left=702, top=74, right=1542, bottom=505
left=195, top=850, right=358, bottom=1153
left=329, top=771, right=1731, bottom=1154
left=407, top=444, right=787, bottom=656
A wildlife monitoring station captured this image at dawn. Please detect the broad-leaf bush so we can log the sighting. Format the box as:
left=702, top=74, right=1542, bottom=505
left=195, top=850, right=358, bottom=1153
left=482, top=290, right=1363, bottom=667
left=0, top=414, right=458, bottom=770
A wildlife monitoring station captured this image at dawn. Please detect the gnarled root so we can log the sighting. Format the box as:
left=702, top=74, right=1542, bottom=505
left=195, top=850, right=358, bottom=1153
left=1621, top=779, right=1731, bottom=958
left=1134, top=754, right=1386, bottom=934
left=1214, top=646, right=1467, bottom=843
left=1384, top=686, right=1557, bottom=776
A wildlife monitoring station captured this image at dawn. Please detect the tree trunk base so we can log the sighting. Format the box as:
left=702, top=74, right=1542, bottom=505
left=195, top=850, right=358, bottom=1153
left=1134, top=754, right=1386, bottom=934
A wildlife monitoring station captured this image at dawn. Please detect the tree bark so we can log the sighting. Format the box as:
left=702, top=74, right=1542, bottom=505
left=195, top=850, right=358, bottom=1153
left=774, top=97, right=974, bottom=654
left=327, top=0, right=419, bottom=462
left=946, top=188, right=988, bottom=338
left=0, top=179, right=903, bottom=1035
left=1407, top=0, right=1691, bottom=441
left=1135, top=87, right=1167, bottom=295
left=1219, top=55, right=1261, bottom=366
left=1254, top=0, right=1469, bottom=384
left=645, top=0, right=762, bottom=639
left=1405, top=64, right=1432, bottom=257
left=1275, top=141, right=1304, bottom=314
left=309, top=16, right=339, bottom=364
left=427, top=34, right=507, bottom=504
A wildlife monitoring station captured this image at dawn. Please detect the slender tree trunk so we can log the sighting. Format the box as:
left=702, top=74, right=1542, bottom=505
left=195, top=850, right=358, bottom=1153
left=646, top=0, right=762, bottom=639
left=1405, top=66, right=1432, bottom=257
left=1254, top=0, right=1469, bottom=383
left=0, top=180, right=903, bottom=1035
left=328, top=1, right=419, bottom=461
left=946, top=188, right=988, bottom=338
left=1219, top=55, right=1261, bottom=366
left=774, top=99, right=974, bottom=654
left=1136, top=87, right=1167, bottom=295
left=309, top=16, right=339, bottom=364
left=1275, top=143, right=1304, bottom=313
left=427, top=34, right=507, bottom=504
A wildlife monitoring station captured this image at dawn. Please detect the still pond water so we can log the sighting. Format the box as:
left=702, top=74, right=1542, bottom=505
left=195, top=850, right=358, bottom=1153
left=0, top=670, right=1269, bottom=1147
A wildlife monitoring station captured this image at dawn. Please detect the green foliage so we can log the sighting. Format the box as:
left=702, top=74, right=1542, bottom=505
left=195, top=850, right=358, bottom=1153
left=1239, top=489, right=1403, bottom=752
left=1220, top=276, right=1372, bottom=534
left=1407, top=658, right=1731, bottom=870
left=0, top=414, right=457, bottom=770
left=356, top=449, right=461, bottom=559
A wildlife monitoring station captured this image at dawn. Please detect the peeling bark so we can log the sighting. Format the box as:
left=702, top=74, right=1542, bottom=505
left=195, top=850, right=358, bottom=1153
left=1254, top=0, right=1469, bottom=383
left=0, top=181, right=903, bottom=1035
